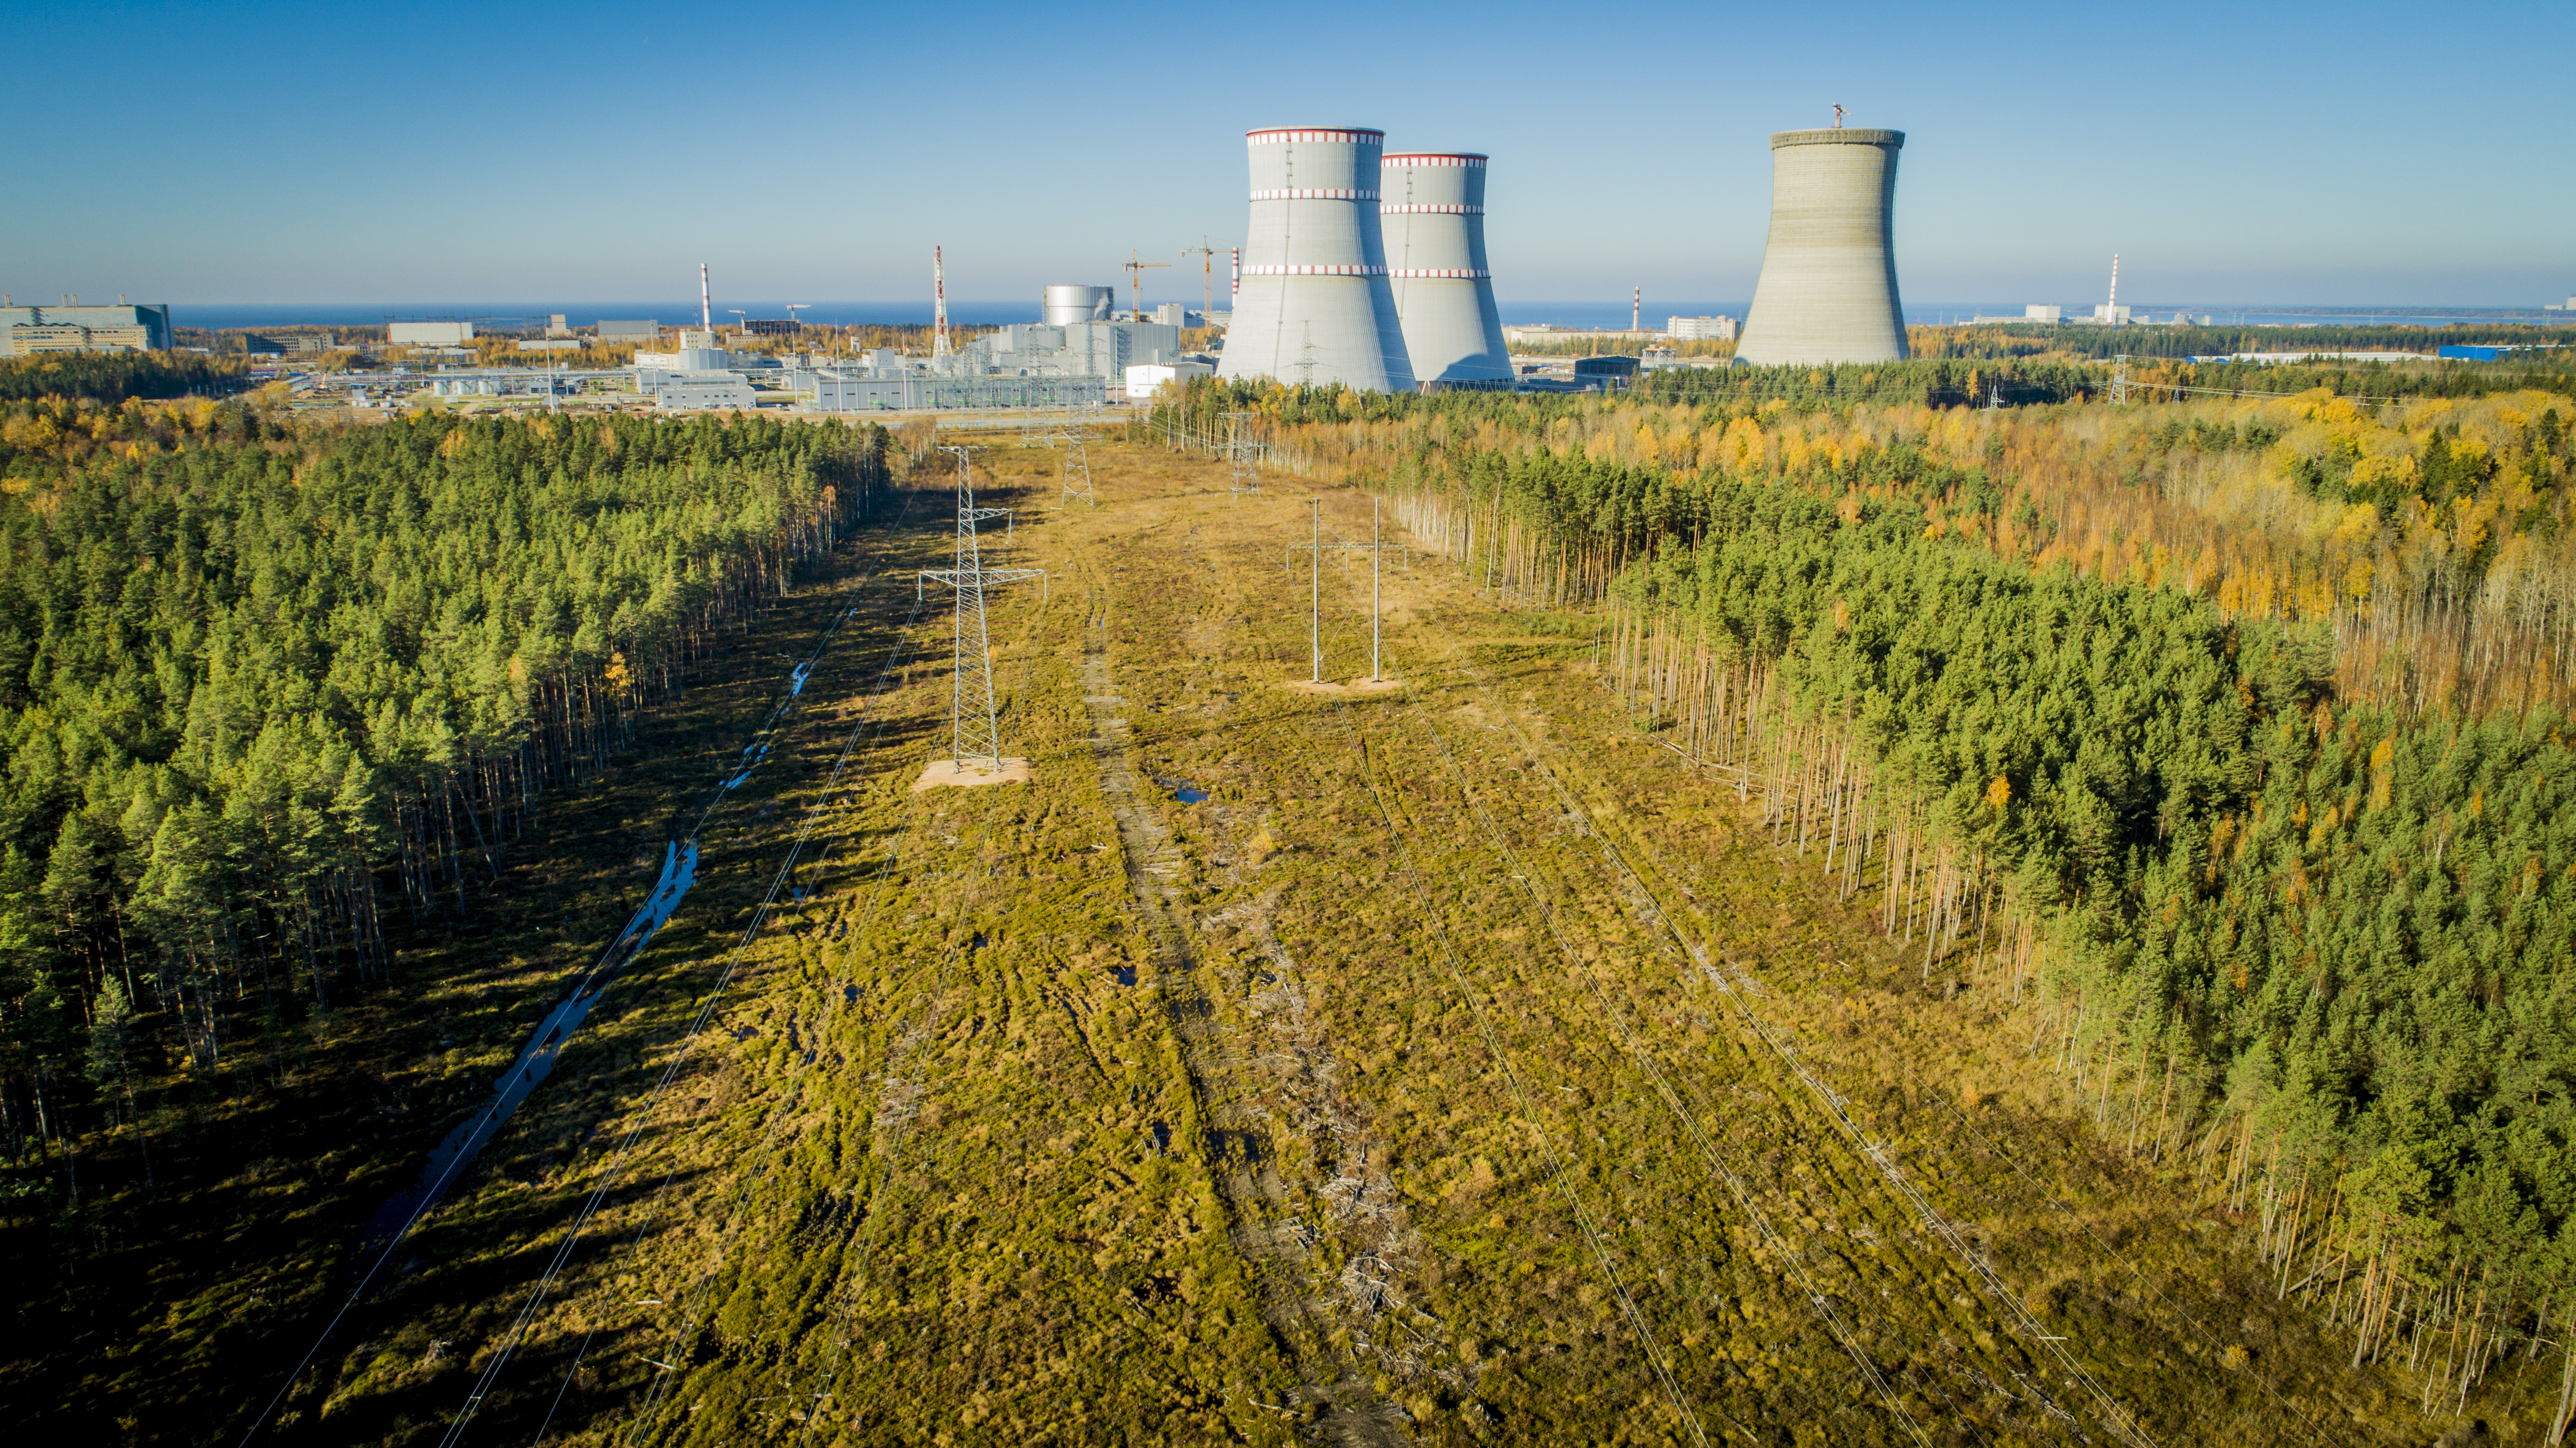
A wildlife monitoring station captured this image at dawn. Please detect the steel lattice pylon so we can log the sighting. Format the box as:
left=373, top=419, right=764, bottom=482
left=1053, top=405, right=1099, bottom=508
left=918, top=446, right=1045, bottom=768
left=1222, top=411, right=1262, bottom=495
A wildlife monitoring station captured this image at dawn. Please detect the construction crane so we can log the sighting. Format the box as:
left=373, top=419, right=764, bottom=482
left=1121, top=249, right=1170, bottom=322
left=1181, top=238, right=1219, bottom=324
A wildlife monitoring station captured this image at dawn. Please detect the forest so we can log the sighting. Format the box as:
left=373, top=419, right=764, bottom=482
left=0, top=407, right=887, bottom=1195
left=1148, top=371, right=2576, bottom=1404
left=0, top=352, right=254, bottom=405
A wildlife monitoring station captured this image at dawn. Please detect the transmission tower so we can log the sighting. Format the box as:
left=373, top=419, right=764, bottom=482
left=1053, top=411, right=1097, bottom=508
left=918, top=446, right=1044, bottom=768
left=1222, top=411, right=1262, bottom=495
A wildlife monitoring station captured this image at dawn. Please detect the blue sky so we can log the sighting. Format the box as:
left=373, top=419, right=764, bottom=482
left=4, top=0, right=2569, bottom=308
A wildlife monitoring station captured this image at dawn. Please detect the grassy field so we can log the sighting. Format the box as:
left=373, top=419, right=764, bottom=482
left=104, top=431, right=2553, bottom=1446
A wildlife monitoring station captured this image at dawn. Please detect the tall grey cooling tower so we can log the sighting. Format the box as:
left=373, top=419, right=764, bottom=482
left=1381, top=153, right=1510, bottom=384
left=1217, top=127, right=1416, bottom=393
left=1733, top=128, right=1909, bottom=366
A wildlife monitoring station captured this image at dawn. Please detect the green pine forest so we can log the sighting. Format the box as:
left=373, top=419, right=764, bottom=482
left=0, top=403, right=888, bottom=1177
left=1152, top=367, right=2576, bottom=1408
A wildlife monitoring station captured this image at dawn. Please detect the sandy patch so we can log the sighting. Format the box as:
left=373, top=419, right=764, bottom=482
left=911, top=757, right=1036, bottom=790
left=1277, top=678, right=1404, bottom=698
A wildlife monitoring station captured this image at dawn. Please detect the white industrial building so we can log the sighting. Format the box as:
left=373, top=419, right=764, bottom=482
left=633, top=330, right=764, bottom=370
left=1667, top=315, right=1738, bottom=341
left=656, top=374, right=760, bottom=411
left=1126, top=360, right=1215, bottom=399
left=795, top=371, right=1106, bottom=411
left=390, top=321, right=475, bottom=347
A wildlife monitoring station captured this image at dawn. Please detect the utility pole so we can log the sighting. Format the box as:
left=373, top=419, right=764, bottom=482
left=918, top=447, right=1045, bottom=768
left=1121, top=249, right=1169, bottom=322
left=1181, top=238, right=1218, bottom=323
left=1282, top=499, right=1410, bottom=682
left=1309, top=500, right=1320, bottom=681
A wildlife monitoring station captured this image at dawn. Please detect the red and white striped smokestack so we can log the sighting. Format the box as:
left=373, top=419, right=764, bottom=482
left=933, top=246, right=952, bottom=358
left=1632, top=286, right=1640, bottom=332
left=699, top=263, right=712, bottom=331
left=2108, top=253, right=2120, bottom=314
left=1230, top=247, right=1239, bottom=304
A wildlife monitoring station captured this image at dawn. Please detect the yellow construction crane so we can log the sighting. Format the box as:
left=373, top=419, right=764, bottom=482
left=1121, top=249, right=1170, bottom=322
left=1180, top=237, right=1219, bottom=323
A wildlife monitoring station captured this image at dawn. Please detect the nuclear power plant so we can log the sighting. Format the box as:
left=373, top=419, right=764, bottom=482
left=1733, top=126, right=1909, bottom=366
left=1217, top=127, right=1417, bottom=393
left=1381, top=153, right=1512, bottom=385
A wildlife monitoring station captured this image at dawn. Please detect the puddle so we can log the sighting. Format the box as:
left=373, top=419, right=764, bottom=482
left=724, top=743, right=771, bottom=789
left=844, top=985, right=860, bottom=1004
left=361, top=840, right=695, bottom=1243
left=1115, top=965, right=1137, bottom=986
left=1153, top=776, right=1208, bottom=804
left=1149, top=1121, right=1171, bottom=1154
left=788, top=661, right=813, bottom=697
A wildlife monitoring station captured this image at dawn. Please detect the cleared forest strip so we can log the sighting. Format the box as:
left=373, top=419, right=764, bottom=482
left=1080, top=564, right=1415, bottom=1445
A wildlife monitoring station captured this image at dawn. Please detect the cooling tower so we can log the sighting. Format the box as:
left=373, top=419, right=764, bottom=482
left=1733, top=128, right=1909, bottom=366
left=1042, top=285, right=1115, bottom=325
left=1380, top=153, right=1510, bottom=384
left=1217, top=127, right=1416, bottom=393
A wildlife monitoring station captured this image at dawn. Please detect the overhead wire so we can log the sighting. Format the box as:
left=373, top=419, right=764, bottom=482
left=528, top=571, right=936, bottom=1445
left=230, top=497, right=910, bottom=1448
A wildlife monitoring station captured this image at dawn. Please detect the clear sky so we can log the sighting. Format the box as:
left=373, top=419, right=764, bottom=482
left=4, top=0, right=2569, bottom=309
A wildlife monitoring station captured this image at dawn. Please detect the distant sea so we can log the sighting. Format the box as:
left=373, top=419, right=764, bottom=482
left=167, top=300, right=2576, bottom=331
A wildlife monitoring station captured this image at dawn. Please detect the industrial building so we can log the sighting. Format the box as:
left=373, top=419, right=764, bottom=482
left=633, top=330, right=762, bottom=371
left=0, top=297, right=172, bottom=354
left=1382, top=152, right=1511, bottom=384
left=389, top=320, right=475, bottom=347
left=1502, top=324, right=1661, bottom=347
left=795, top=371, right=1105, bottom=411
left=1218, top=127, right=1416, bottom=393
left=779, top=293, right=1178, bottom=412
left=656, top=374, right=760, bottom=411
left=598, top=320, right=662, bottom=339
left=1667, top=315, right=1738, bottom=341
left=1733, top=126, right=1910, bottom=366
left=1126, top=360, right=1215, bottom=399
left=964, top=319, right=1183, bottom=378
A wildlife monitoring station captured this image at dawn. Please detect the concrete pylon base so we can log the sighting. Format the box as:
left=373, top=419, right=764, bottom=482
left=912, top=758, right=1035, bottom=791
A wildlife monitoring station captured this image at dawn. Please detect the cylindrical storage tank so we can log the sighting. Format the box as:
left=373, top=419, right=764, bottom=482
left=1217, top=127, right=1415, bottom=393
left=1042, top=284, right=1115, bottom=325
left=1733, top=128, right=1909, bottom=366
left=1381, top=153, right=1510, bottom=384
